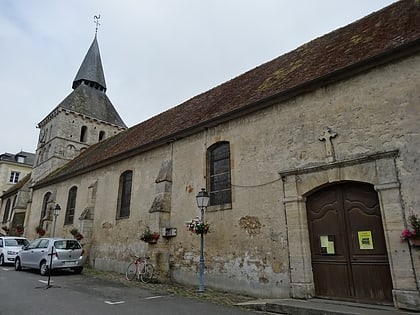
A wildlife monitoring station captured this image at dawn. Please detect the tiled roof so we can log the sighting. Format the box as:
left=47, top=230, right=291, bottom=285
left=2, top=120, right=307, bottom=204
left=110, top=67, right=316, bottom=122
left=35, top=0, right=420, bottom=187
left=73, top=35, right=107, bottom=91
left=0, top=151, right=35, bottom=166
left=55, top=83, right=127, bottom=128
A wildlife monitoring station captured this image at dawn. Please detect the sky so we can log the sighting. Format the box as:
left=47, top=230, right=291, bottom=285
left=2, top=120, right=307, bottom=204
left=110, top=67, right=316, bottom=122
left=0, top=0, right=398, bottom=154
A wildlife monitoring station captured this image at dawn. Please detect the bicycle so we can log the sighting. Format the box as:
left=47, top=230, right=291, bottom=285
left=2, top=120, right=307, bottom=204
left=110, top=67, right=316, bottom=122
left=125, top=255, right=154, bottom=283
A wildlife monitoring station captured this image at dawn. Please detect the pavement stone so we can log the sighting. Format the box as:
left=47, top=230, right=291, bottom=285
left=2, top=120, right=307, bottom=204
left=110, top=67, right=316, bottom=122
left=83, top=268, right=418, bottom=314
left=83, top=267, right=257, bottom=308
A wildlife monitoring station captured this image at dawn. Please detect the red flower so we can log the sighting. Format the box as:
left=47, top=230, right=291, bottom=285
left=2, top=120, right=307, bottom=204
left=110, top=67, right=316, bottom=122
left=401, top=229, right=415, bottom=240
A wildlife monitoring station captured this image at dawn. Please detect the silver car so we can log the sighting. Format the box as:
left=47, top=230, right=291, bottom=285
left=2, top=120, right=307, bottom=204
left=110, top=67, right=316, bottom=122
left=15, top=238, right=86, bottom=275
left=0, top=236, right=29, bottom=265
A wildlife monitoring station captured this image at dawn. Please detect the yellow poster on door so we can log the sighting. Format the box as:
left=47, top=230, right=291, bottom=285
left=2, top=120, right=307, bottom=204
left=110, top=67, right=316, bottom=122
left=358, top=231, right=373, bottom=250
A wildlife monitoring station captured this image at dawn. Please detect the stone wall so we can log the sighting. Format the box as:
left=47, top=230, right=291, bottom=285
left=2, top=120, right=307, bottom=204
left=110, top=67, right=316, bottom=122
left=27, top=53, right=420, bottom=307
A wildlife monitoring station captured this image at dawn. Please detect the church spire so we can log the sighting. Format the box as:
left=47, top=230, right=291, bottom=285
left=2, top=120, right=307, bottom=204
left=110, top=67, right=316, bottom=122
left=72, top=33, right=107, bottom=92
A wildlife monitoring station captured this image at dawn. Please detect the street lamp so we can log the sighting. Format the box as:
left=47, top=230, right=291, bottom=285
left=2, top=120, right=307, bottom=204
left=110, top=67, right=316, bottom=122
left=196, top=188, right=210, bottom=293
left=51, top=204, right=61, bottom=237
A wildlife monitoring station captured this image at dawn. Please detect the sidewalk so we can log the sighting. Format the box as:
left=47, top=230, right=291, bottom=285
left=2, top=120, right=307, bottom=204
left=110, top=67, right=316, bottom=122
left=238, top=298, right=416, bottom=315
left=84, top=268, right=416, bottom=314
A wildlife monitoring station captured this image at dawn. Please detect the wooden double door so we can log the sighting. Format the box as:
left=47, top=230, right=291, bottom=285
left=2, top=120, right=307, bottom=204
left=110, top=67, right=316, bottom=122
left=306, top=181, right=393, bottom=305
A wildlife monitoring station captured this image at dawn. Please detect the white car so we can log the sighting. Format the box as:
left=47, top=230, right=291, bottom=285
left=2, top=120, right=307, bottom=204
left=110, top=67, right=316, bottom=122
left=15, top=238, right=86, bottom=275
left=0, top=236, right=29, bottom=265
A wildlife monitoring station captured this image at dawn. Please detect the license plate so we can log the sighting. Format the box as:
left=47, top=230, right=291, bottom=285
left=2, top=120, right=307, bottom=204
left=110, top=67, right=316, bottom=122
left=63, top=261, right=76, bottom=266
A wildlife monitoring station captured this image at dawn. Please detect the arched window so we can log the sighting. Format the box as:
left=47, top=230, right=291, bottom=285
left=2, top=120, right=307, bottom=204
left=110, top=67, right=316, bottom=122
left=40, top=192, right=51, bottom=224
left=65, top=186, right=78, bottom=225
left=99, top=131, right=105, bottom=141
left=117, top=171, right=133, bottom=219
left=80, top=126, right=87, bottom=142
left=2, top=199, right=11, bottom=223
left=207, top=141, right=232, bottom=206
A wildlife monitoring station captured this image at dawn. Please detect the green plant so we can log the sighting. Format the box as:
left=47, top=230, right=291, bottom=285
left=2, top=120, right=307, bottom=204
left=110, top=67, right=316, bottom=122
left=401, top=214, right=420, bottom=240
left=35, top=225, right=46, bottom=236
left=70, top=228, right=79, bottom=236
left=140, top=227, right=160, bottom=243
left=186, top=217, right=210, bottom=235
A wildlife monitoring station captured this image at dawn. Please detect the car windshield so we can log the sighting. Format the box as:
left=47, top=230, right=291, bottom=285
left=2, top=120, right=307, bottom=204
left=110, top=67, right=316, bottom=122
left=5, top=239, right=27, bottom=246
left=54, top=240, right=81, bottom=250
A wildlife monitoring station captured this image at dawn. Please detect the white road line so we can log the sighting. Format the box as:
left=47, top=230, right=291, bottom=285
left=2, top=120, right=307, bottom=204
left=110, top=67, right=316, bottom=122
left=38, top=280, right=52, bottom=284
left=144, top=296, right=164, bottom=300
left=2, top=268, right=10, bottom=271
left=104, top=301, right=125, bottom=305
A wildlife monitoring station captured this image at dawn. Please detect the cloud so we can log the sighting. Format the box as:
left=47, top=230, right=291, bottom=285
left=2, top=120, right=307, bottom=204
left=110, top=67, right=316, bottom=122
left=0, top=0, right=396, bottom=153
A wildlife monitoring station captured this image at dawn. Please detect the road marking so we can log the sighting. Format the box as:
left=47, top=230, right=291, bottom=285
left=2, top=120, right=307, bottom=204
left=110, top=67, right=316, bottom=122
left=144, top=296, right=164, bottom=300
left=2, top=268, right=10, bottom=271
left=104, top=301, right=125, bottom=305
left=38, top=280, right=53, bottom=284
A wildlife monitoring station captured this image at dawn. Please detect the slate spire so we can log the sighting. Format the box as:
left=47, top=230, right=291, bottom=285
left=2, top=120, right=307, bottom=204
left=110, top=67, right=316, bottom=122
left=72, top=34, right=107, bottom=92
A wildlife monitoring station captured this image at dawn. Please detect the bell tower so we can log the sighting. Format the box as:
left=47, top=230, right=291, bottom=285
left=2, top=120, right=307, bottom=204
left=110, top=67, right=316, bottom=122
left=32, top=30, right=127, bottom=182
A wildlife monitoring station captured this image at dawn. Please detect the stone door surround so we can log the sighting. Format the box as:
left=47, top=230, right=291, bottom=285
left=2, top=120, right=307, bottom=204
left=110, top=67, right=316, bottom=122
left=279, top=150, right=420, bottom=310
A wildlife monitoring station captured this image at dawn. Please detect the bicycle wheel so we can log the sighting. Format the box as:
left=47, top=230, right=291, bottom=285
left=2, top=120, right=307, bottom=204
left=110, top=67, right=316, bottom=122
left=140, top=263, right=154, bottom=283
left=126, top=262, right=137, bottom=281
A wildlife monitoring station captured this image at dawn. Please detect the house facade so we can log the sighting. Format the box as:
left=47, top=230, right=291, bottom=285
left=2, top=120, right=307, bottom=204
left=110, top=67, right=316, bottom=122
left=18, top=0, right=420, bottom=311
left=0, top=151, right=34, bottom=194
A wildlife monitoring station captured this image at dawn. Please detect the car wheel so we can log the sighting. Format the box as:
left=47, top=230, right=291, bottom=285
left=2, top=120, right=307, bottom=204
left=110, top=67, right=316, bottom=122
left=40, top=261, right=50, bottom=276
left=15, top=257, right=22, bottom=271
left=0, top=254, right=4, bottom=266
left=72, top=267, right=83, bottom=274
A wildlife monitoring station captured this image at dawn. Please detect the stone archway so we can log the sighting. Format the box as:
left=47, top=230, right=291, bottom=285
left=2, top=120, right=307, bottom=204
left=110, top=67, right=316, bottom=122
left=279, top=150, right=419, bottom=310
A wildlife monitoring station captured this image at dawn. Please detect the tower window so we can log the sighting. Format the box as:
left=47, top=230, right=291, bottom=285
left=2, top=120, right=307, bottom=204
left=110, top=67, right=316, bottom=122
left=80, top=126, right=87, bottom=142
left=99, top=131, right=105, bottom=141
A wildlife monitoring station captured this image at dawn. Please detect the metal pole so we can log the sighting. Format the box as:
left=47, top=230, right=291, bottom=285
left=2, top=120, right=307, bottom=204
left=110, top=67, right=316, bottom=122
left=198, top=206, right=205, bottom=293
left=52, top=214, right=57, bottom=237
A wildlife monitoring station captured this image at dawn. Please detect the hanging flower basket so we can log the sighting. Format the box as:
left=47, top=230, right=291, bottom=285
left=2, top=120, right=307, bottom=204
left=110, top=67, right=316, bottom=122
left=15, top=224, right=24, bottom=236
left=36, top=226, right=46, bottom=237
left=186, top=217, right=210, bottom=235
left=401, top=214, right=420, bottom=248
left=140, top=227, right=160, bottom=244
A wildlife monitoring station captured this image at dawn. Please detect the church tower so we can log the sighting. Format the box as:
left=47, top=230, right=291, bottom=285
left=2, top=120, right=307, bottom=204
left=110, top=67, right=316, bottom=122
left=32, top=34, right=127, bottom=182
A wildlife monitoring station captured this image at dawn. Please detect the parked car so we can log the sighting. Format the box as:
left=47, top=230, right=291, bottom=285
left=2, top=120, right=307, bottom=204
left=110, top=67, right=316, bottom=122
left=0, top=236, right=29, bottom=265
left=15, top=238, right=86, bottom=275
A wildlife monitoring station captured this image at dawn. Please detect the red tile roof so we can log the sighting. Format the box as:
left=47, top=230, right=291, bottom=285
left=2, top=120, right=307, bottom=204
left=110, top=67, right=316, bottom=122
left=35, top=0, right=420, bottom=187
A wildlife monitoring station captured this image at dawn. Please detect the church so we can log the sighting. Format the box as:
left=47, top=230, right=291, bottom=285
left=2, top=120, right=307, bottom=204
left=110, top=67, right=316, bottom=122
left=1, top=0, right=420, bottom=311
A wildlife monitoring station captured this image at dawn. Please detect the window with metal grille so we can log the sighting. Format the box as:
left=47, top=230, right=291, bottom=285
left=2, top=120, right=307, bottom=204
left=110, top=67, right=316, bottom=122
left=117, top=171, right=132, bottom=219
left=64, top=186, right=77, bottom=225
left=207, top=142, right=231, bottom=206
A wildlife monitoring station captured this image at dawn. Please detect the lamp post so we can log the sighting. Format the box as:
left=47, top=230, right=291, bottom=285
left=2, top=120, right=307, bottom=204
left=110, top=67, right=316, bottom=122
left=51, top=204, right=61, bottom=237
left=196, top=188, right=210, bottom=293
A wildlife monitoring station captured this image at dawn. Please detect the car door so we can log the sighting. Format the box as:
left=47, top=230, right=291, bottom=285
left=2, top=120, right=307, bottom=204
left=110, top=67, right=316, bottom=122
left=31, top=239, right=50, bottom=267
left=19, top=239, right=41, bottom=268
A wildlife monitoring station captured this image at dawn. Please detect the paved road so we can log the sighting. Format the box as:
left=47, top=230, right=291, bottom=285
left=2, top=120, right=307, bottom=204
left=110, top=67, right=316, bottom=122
left=0, top=265, right=265, bottom=315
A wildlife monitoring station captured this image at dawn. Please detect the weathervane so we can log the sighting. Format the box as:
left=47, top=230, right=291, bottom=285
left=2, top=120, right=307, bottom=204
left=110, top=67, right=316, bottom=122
left=94, top=14, right=101, bottom=35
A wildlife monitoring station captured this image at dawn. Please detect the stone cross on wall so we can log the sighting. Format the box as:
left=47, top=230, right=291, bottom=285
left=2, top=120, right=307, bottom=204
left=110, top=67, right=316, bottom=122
left=319, top=127, right=337, bottom=162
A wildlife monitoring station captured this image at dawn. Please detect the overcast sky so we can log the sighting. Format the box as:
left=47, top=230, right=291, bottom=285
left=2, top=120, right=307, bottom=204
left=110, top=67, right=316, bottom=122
left=0, top=0, right=397, bottom=154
